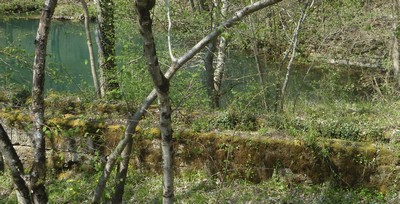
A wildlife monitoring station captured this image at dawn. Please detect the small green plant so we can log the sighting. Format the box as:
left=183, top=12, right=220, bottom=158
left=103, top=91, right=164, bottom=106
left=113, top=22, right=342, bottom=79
left=191, top=118, right=212, bottom=132
left=212, top=111, right=239, bottom=130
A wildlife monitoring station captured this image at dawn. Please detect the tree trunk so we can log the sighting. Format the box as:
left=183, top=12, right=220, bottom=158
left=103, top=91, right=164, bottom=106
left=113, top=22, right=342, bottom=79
left=111, top=131, right=132, bottom=203
left=189, top=0, right=195, bottom=12
left=204, top=40, right=218, bottom=108
left=95, top=0, right=119, bottom=98
left=248, top=0, right=268, bottom=110
left=0, top=123, right=30, bottom=203
left=80, top=0, right=101, bottom=98
left=136, top=0, right=174, bottom=203
left=392, top=0, right=400, bottom=88
left=198, top=0, right=207, bottom=11
left=31, top=0, right=57, bottom=203
left=213, top=0, right=228, bottom=108
left=0, top=151, right=3, bottom=172
left=93, top=0, right=283, bottom=201
left=92, top=91, right=156, bottom=204
left=213, top=35, right=226, bottom=108
left=280, top=0, right=312, bottom=112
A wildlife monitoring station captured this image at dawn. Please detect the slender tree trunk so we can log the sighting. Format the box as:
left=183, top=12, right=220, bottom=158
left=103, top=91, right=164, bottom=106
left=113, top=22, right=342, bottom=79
left=249, top=0, right=268, bottom=110
left=198, top=0, right=206, bottom=11
left=80, top=0, right=101, bottom=98
left=204, top=40, right=218, bottom=107
left=0, top=152, right=3, bottom=172
left=111, top=131, right=132, bottom=203
left=112, top=0, right=175, bottom=200
left=204, top=0, right=228, bottom=108
left=93, top=91, right=156, bottom=204
left=93, top=1, right=283, bottom=201
left=392, top=35, right=399, bottom=86
left=213, top=36, right=226, bottom=107
left=189, top=0, right=195, bottom=12
left=95, top=0, right=119, bottom=98
left=213, top=0, right=228, bottom=107
left=203, top=0, right=218, bottom=108
left=136, top=1, right=174, bottom=202
left=31, top=0, right=57, bottom=203
left=392, top=0, right=400, bottom=88
left=280, top=0, right=312, bottom=112
left=0, top=2, right=57, bottom=203
left=0, top=124, right=30, bottom=203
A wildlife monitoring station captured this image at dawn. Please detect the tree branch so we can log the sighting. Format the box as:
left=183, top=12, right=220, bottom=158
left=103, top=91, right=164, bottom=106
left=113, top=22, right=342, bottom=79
left=0, top=123, right=30, bottom=203
left=93, top=0, right=283, bottom=201
left=165, top=0, right=176, bottom=62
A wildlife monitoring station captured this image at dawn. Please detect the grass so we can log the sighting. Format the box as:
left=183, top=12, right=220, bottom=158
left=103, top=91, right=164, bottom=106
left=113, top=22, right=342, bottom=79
left=186, top=98, right=400, bottom=144
left=0, top=0, right=97, bottom=20
left=0, top=168, right=397, bottom=203
left=0, top=0, right=41, bottom=14
left=0, top=0, right=399, bottom=202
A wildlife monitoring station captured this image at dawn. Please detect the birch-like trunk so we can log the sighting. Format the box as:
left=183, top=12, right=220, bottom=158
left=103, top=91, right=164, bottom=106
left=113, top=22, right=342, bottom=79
left=80, top=0, right=101, bottom=98
left=93, top=0, right=283, bottom=202
left=213, top=0, right=228, bottom=107
left=280, top=0, right=312, bottom=111
left=31, top=0, right=57, bottom=203
left=392, top=0, right=400, bottom=88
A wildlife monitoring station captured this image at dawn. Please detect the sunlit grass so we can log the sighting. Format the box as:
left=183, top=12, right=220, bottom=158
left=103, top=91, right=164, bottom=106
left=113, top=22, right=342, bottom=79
left=0, top=168, right=398, bottom=203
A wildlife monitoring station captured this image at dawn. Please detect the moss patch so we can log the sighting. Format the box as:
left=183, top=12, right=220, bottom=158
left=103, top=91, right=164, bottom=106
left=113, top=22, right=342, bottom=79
left=134, top=131, right=399, bottom=192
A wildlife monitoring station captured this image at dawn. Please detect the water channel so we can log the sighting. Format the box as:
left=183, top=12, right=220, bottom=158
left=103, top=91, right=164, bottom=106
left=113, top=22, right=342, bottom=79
left=0, top=19, right=94, bottom=92
left=0, top=19, right=370, bottom=108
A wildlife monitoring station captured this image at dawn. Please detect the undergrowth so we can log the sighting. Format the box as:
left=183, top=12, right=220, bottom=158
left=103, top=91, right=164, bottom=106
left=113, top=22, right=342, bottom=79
left=0, top=168, right=397, bottom=203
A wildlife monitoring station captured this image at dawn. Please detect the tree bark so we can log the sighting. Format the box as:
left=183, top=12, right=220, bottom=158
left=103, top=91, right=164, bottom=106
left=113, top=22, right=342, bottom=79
left=204, top=41, right=218, bottom=108
left=213, top=0, right=228, bottom=108
left=92, top=91, right=156, bottom=204
left=0, top=151, right=4, bottom=172
left=111, top=133, right=132, bottom=203
left=93, top=0, right=283, bottom=201
left=0, top=123, right=30, bottom=203
left=95, top=0, right=119, bottom=98
left=136, top=0, right=174, bottom=203
left=80, top=0, right=101, bottom=98
left=31, top=0, right=58, bottom=203
left=392, top=0, right=400, bottom=88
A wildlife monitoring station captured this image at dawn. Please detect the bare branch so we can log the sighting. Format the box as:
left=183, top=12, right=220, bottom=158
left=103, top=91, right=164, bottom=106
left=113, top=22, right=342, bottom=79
left=165, top=0, right=176, bottom=62
left=0, top=124, right=30, bottom=203
left=93, top=0, right=283, bottom=201
left=280, top=0, right=314, bottom=111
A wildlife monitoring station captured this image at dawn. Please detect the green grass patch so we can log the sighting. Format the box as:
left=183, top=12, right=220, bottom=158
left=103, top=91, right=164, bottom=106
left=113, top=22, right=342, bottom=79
left=0, top=168, right=397, bottom=203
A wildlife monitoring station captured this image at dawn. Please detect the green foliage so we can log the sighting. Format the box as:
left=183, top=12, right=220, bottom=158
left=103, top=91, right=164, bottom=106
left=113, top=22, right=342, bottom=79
left=191, top=117, right=212, bottom=133
left=0, top=0, right=41, bottom=15
left=2, top=1, right=400, bottom=202
left=53, top=3, right=84, bottom=19
left=0, top=167, right=395, bottom=203
left=208, top=110, right=257, bottom=131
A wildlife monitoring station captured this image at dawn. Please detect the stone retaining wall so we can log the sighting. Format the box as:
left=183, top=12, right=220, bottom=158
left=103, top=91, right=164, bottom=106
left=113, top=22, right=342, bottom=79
left=1, top=118, right=399, bottom=192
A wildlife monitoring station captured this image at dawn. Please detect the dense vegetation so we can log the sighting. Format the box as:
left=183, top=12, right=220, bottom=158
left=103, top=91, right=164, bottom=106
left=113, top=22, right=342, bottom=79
left=1, top=0, right=400, bottom=203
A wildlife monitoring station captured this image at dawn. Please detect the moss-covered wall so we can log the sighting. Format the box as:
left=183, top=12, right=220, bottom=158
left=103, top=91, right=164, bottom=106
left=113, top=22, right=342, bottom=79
left=1, top=108, right=399, bottom=192
left=134, top=131, right=399, bottom=192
